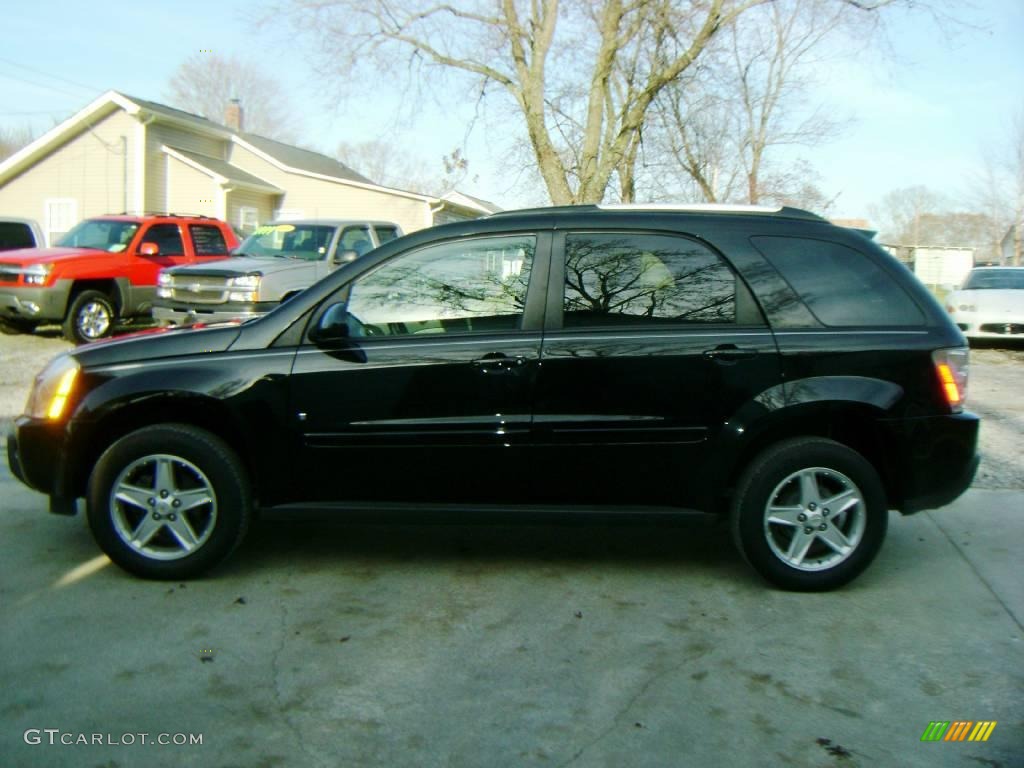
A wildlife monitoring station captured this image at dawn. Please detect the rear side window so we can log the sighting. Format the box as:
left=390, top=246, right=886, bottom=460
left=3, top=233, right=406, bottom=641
left=751, top=236, right=924, bottom=326
left=0, top=222, right=36, bottom=250
left=374, top=225, right=399, bottom=244
left=562, top=232, right=736, bottom=327
left=189, top=225, right=229, bottom=256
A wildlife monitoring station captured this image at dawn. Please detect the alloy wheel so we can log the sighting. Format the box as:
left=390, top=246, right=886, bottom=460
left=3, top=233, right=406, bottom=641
left=762, top=466, right=866, bottom=572
left=109, top=454, right=218, bottom=561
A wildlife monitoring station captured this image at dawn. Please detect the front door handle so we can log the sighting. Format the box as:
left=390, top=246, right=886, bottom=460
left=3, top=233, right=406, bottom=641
left=703, top=344, right=759, bottom=362
left=472, top=352, right=527, bottom=371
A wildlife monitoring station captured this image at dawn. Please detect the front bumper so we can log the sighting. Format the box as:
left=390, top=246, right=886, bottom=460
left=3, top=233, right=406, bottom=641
left=152, top=301, right=277, bottom=327
left=7, top=417, right=78, bottom=515
left=951, top=310, right=1024, bottom=338
left=0, top=280, right=73, bottom=322
left=879, top=411, right=980, bottom=514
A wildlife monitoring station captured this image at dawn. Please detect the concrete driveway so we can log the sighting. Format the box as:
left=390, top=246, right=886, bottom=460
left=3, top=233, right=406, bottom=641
left=1, top=459, right=1020, bottom=768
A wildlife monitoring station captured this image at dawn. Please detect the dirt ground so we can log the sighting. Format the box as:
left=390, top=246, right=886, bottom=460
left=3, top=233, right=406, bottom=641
left=965, top=345, right=1024, bottom=489
left=1, top=332, right=1022, bottom=489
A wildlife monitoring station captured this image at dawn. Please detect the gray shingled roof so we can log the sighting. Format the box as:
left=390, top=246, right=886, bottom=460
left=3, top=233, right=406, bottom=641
left=165, top=147, right=282, bottom=191
left=120, top=92, right=374, bottom=186
left=238, top=133, right=374, bottom=185
left=122, top=93, right=230, bottom=135
left=447, top=191, right=503, bottom=213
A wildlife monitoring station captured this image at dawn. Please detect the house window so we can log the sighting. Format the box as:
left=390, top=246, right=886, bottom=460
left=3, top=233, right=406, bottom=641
left=44, top=198, right=78, bottom=246
left=238, top=206, right=259, bottom=234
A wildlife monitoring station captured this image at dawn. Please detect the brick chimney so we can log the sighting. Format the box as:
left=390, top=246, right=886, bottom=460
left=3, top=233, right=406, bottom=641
left=224, top=99, right=243, bottom=132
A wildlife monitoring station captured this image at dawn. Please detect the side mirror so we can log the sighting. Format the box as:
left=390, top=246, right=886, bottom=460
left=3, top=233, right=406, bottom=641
left=331, top=249, right=359, bottom=266
left=139, top=242, right=159, bottom=257
left=310, top=303, right=352, bottom=343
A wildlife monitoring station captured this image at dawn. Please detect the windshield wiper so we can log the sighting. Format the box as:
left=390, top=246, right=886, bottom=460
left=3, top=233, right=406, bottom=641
left=271, top=252, right=301, bottom=260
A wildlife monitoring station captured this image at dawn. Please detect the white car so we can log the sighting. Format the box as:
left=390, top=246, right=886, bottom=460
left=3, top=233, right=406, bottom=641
left=946, top=267, right=1024, bottom=339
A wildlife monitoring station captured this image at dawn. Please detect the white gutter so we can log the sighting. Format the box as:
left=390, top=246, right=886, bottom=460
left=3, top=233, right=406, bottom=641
left=427, top=202, right=446, bottom=228
left=133, top=113, right=156, bottom=214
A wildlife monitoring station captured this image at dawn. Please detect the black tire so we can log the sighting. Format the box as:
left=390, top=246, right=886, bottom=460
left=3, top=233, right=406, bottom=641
left=87, top=424, right=251, bottom=579
left=0, top=318, right=38, bottom=335
left=730, top=437, right=888, bottom=591
left=63, top=289, right=116, bottom=344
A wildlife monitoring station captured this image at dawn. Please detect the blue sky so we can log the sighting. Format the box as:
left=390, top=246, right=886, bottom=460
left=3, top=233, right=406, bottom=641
left=2, top=0, right=1021, bottom=220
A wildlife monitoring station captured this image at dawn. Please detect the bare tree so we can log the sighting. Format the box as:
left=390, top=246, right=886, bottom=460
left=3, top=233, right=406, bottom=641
left=970, top=108, right=1024, bottom=265
left=0, top=125, right=36, bottom=162
left=646, top=0, right=858, bottom=208
left=870, top=185, right=947, bottom=245
left=336, top=140, right=440, bottom=192
left=335, top=142, right=476, bottom=195
left=277, top=0, right=906, bottom=205
left=166, top=53, right=300, bottom=142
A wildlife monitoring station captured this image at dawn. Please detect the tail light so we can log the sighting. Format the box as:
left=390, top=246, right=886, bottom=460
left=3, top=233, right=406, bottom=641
left=932, top=347, right=969, bottom=413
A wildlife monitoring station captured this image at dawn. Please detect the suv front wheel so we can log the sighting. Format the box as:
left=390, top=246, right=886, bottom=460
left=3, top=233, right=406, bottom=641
left=64, top=289, right=116, bottom=344
left=730, top=438, right=888, bottom=591
left=87, top=424, right=252, bottom=579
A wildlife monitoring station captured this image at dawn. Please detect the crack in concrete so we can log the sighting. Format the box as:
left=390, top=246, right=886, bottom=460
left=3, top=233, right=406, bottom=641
left=554, top=648, right=709, bottom=768
left=270, top=584, right=326, bottom=768
left=925, top=511, right=1024, bottom=633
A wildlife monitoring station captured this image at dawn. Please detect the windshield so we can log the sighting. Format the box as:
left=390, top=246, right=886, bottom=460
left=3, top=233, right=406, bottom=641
left=963, top=269, right=1024, bottom=290
left=56, top=219, right=140, bottom=252
left=233, top=224, right=336, bottom=261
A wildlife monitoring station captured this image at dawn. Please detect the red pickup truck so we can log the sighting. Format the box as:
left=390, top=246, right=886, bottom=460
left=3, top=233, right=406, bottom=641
left=0, top=214, right=238, bottom=343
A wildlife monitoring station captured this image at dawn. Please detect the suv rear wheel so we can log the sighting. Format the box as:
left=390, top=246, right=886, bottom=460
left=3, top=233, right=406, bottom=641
left=730, top=438, right=888, bottom=591
left=87, top=424, right=252, bottom=579
left=64, top=289, right=116, bottom=344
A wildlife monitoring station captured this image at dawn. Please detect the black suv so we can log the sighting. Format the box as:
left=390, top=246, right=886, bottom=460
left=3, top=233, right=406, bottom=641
left=7, top=205, right=979, bottom=589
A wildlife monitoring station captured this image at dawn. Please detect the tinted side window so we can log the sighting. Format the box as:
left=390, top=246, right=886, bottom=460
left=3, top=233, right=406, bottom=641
left=346, top=235, right=535, bottom=335
left=374, top=225, right=399, bottom=244
left=189, top=225, right=228, bottom=256
left=0, top=222, right=36, bottom=250
left=140, top=224, right=184, bottom=256
left=751, top=236, right=924, bottom=327
left=562, top=233, right=735, bottom=327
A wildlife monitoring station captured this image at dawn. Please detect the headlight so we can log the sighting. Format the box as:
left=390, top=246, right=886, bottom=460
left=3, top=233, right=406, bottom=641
left=227, top=274, right=261, bottom=302
left=227, top=274, right=261, bottom=289
left=156, top=272, right=173, bottom=298
left=25, top=355, right=80, bottom=420
left=23, top=263, right=53, bottom=286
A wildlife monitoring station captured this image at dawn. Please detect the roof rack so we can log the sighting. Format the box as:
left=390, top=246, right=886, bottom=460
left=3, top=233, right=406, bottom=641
left=488, top=203, right=824, bottom=221
left=599, top=202, right=783, bottom=214
left=102, top=212, right=216, bottom=220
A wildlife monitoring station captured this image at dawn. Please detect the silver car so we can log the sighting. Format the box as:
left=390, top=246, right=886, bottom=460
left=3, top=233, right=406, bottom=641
left=153, top=219, right=402, bottom=326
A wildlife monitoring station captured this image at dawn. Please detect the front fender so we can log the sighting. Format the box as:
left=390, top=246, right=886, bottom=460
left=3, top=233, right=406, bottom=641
left=63, top=358, right=294, bottom=502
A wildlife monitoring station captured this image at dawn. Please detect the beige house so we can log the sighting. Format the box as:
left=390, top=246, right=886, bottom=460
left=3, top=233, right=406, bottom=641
left=0, top=91, right=497, bottom=245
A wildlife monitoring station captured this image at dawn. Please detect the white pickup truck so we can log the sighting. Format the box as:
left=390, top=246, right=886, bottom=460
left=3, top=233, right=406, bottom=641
left=0, top=217, right=45, bottom=251
left=152, top=219, right=402, bottom=326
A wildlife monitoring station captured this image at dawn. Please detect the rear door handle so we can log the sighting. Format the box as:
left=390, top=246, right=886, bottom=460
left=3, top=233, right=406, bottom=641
left=703, top=344, right=759, bottom=362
